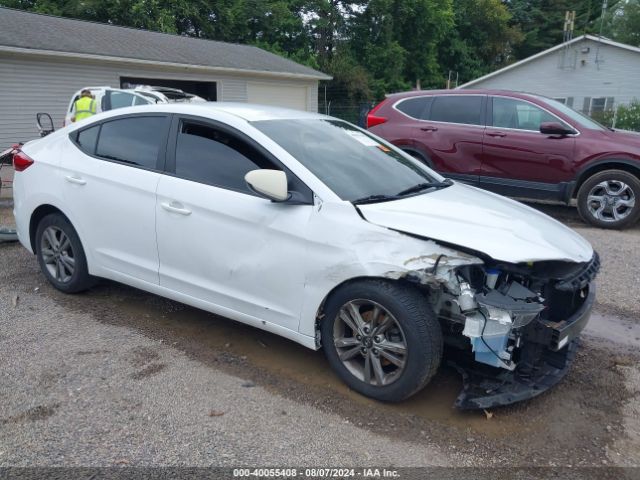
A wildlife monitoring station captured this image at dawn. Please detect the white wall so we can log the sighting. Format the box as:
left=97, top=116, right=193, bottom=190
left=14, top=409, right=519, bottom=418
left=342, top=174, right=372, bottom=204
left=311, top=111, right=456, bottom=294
left=0, top=52, right=319, bottom=149
left=460, top=38, right=640, bottom=113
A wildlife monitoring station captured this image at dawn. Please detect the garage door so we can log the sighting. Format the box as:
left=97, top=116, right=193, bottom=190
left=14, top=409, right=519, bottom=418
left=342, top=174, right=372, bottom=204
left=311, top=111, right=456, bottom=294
left=247, top=83, right=308, bottom=111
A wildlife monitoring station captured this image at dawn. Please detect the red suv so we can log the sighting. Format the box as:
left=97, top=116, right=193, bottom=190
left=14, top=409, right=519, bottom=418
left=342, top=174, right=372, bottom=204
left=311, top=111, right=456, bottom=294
left=367, top=89, right=640, bottom=229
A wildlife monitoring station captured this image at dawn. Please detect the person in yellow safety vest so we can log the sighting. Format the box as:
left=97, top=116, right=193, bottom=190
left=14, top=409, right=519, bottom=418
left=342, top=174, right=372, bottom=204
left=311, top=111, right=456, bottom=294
left=72, top=89, right=97, bottom=122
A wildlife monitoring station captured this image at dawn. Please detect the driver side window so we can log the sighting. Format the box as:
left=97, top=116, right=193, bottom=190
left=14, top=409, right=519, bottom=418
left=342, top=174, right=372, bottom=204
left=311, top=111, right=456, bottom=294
left=492, top=97, right=560, bottom=131
left=174, top=120, right=279, bottom=195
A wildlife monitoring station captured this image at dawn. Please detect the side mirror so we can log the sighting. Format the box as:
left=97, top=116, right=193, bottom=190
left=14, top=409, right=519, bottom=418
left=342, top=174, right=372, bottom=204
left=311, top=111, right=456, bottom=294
left=540, top=122, right=576, bottom=136
left=245, top=169, right=289, bottom=202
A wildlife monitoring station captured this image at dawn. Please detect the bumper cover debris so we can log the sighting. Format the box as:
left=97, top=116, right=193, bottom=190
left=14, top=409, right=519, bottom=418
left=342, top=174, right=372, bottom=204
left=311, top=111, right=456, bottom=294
left=452, top=339, right=578, bottom=409
left=451, top=284, right=594, bottom=409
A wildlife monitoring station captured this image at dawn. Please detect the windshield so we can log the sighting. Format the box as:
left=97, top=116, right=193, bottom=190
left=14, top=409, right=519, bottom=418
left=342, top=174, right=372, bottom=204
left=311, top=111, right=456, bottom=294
left=252, top=119, right=445, bottom=202
left=535, top=96, right=606, bottom=131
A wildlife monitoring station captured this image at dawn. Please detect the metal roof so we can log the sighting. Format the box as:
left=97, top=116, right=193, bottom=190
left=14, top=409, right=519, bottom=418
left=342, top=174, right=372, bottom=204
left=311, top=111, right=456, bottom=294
left=0, top=7, right=330, bottom=80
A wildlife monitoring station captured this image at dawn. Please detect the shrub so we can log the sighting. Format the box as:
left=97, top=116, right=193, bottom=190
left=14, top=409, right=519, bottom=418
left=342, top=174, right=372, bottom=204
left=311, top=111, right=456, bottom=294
left=590, top=99, right=640, bottom=132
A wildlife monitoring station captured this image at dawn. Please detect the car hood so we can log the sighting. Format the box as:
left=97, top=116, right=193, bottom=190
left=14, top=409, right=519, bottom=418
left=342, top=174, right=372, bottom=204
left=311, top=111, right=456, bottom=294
left=607, top=129, right=640, bottom=148
left=357, top=183, right=593, bottom=264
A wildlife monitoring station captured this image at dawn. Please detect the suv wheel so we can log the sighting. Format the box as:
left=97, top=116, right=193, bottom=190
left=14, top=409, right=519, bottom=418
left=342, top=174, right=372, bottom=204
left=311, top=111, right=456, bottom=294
left=577, top=170, right=640, bottom=229
left=321, top=279, right=442, bottom=402
left=35, top=213, right=96, bottom=293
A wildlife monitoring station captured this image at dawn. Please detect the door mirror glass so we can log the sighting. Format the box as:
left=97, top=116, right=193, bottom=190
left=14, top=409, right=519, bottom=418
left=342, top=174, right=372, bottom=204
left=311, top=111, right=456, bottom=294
left=540, top=122, right=576, bottom=135
left=245, top=170, right=289, bottom=202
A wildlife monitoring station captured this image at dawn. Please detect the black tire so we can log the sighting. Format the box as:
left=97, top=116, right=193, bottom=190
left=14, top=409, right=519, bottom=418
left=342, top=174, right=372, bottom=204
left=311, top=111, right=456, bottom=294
left=576, top=169, right=640, bottom=229
left=321, top=279, right=442, bottom=402
left=35, top=213, right=96, bottom=293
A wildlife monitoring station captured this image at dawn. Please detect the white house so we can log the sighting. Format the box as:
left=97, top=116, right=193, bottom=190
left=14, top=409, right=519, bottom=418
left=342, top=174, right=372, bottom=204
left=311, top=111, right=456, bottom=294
left=0, top=7, right=330, bottom=149
left=459, top=34, right=640, bottom=116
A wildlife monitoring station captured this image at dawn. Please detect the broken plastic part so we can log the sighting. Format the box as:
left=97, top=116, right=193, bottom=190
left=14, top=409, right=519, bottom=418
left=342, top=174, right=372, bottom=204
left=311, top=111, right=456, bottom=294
left=462, top=311, right=515, bottom=370
left=451, top=339, right=579, bottom=409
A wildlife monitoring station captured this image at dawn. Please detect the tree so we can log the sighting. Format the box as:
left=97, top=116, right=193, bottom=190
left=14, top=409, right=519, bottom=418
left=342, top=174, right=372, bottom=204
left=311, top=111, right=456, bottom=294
left=604, top=0, right=640, bottom=46
left=506, top=0, right=610, bottom=59
left=439, top=0, right=522, bottom=84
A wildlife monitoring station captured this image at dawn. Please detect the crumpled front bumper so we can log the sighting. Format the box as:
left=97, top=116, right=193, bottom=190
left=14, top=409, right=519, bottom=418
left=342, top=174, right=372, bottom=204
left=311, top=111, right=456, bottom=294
left=451, top=283, right=595, bottom=410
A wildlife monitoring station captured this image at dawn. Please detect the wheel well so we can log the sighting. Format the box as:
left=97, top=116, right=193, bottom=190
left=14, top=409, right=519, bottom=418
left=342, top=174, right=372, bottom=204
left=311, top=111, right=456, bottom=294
left=29, top=204, right=67, bottom=252
left=315, top=276, right=426, bottom=329
left=574, top=161, right=640, bottom=198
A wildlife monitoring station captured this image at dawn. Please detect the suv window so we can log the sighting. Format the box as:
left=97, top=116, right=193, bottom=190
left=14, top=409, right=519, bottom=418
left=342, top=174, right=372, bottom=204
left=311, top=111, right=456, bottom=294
left=430, top=96, right=483, bottom=125
left=396, top=97, right=432, bottom=120
left=110, top=91, right=138, bottom=109
left=174, top=120, right=278, bottom=194
left=492, top=97, right=558, bottom=131
left=96, top=116, right=166, bottom=169
left=76, top=125, right=100, bottom=155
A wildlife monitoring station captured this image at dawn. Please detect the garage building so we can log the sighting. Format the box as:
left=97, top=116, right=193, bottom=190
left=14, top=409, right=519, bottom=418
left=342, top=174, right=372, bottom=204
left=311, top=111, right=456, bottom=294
left=0, top=7, right=330, bottom=149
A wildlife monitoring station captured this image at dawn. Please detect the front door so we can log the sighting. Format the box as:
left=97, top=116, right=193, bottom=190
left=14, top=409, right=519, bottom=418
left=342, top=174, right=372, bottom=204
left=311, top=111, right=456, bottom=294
left=480, top=96, right=576, bottom=198
left=155, top=116, right=313, bottom=331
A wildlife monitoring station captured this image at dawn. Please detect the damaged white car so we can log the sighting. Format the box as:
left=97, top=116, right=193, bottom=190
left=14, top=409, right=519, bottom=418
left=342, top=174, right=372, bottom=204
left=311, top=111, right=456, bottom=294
left=11, top=103, right=599, bottom=408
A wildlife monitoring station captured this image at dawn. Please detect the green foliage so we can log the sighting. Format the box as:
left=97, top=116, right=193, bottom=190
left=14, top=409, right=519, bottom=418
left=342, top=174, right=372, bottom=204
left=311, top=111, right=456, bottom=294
left=589, top=101, right=640, bottom=132
left=6, top=0, right=637, bottom=108
left=603, top=0, right=640, bottom=46
left=439, top=0, right=522, bottom=85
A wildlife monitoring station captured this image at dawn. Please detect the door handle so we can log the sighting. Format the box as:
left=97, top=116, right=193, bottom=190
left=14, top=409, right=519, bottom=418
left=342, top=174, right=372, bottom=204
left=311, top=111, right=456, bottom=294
left=420, top=126, right=438, bottom=131
left=65, top=175, right=86, bottom=185
left=161, top=201, right=192, bottom=216
left=486, top=131, right=506, bottom=137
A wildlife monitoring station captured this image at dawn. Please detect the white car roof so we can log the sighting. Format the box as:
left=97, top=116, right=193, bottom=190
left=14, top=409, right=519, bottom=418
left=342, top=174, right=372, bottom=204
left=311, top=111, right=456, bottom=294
left=89, top=102, right=330, bottom=122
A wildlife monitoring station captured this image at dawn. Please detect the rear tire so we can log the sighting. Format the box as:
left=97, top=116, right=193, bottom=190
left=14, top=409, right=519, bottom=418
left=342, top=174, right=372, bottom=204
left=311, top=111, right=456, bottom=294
left=321, top=279, right=442, bottom=402
left=35, top=213, right=96, bottom=293
left=576, top=169, right=640, bottom=229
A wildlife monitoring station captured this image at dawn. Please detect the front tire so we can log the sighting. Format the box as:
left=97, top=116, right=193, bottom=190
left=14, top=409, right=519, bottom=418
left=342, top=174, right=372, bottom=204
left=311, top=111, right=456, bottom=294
left=577, top=170, right=640, bottom=229
left=35, top=213, right=96, bottom=293
left=321, top=279, right=442, bottom=402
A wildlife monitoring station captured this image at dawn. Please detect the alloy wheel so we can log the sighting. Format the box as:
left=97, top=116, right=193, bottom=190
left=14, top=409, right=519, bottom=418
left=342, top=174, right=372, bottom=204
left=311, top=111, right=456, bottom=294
left=586, top=180, right=636, bottom=223
left=40, top=226, right=75, bottom=283
left=333, top=299, right=408, bottom=387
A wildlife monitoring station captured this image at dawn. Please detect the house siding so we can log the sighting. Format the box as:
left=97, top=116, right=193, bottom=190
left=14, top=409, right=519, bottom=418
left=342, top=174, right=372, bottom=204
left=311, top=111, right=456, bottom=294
left=460, top=38, right=640, bottom=114
left=0, top=52, right=320, bottom=149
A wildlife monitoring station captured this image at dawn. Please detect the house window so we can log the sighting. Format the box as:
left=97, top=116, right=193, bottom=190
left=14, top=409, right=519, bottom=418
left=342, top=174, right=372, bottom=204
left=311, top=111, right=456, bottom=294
left=590, top=97, right=607, bottom=114
left=553, top=97, right=567, bottom=105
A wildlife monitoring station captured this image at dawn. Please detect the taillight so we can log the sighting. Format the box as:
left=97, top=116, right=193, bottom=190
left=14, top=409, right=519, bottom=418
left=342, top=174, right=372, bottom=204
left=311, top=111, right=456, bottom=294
left=366, top=100, right=388, bottom=128
left=13, top=150, right=35, bottom=172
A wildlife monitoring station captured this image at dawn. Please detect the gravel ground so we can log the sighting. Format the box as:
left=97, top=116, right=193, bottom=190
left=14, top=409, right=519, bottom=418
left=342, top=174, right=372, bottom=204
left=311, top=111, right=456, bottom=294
left=1, top=201, right=639, bottom=471
left=0, top=252, right=453, bottom=467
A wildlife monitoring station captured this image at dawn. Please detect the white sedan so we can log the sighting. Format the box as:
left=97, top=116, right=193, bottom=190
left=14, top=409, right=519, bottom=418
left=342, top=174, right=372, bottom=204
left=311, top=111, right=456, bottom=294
left=11, top=103, right=599, bottom=408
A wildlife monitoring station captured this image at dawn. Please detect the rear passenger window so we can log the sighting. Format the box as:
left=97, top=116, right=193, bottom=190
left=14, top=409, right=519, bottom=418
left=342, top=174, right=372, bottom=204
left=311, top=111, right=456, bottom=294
left=96, top=116, right=166, bottom=169
left=174, top=120, right=278, bottom=193
left=430, top=96, right=483, bottom=125
left=75, top=125, right=100, bottom=155
left=396, top=97, right=431, bottom=119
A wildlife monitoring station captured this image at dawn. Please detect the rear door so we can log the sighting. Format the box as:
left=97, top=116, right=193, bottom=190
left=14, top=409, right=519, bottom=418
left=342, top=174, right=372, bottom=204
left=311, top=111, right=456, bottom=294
left=411, top=95, right=486, bottom=185
left=63, top=114, right=170, bottom=282
left=480, top=96, right=576, bottom=199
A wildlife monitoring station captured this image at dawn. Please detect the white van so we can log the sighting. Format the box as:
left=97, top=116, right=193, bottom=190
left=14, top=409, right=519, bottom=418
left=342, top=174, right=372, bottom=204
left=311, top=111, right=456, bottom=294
left=64, top=87, right=154, bottom=126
